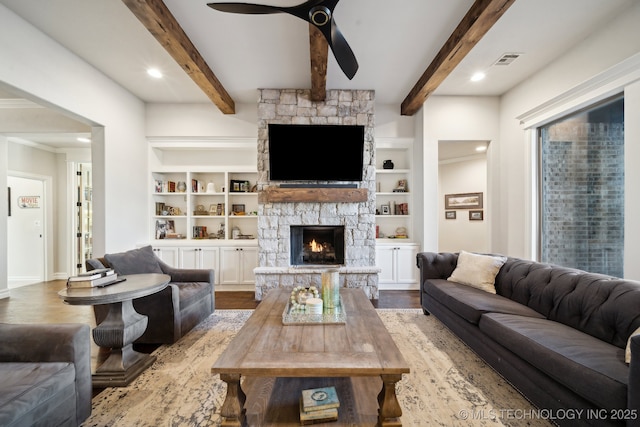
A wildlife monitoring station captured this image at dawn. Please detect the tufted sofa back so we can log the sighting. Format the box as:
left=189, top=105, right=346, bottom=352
left=495, top=257, right=640, bottom=349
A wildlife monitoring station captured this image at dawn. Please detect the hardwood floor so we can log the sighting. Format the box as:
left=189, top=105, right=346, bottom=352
left=0, top=280, right=420, bottom=375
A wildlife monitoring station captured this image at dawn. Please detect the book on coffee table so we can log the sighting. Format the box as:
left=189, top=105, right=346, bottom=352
left=301, top=386, right=340, bottom=412
left=299, top=398, right=338, bottom=425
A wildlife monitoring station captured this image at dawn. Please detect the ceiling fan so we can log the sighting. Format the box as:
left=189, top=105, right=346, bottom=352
left=207, top=0, right=359, bottom=79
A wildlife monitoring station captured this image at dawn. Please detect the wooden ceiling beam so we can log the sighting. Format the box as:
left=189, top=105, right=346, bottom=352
left=122, top=0, right=235, bottom=114
left=309, top=24, right=329, bottom=102
left=401, top=0, right=516, bottom=116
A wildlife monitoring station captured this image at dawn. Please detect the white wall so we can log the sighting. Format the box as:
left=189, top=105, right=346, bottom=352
left=0, top=5, right=148, bottom=296
left=623, top=80, right=640, bottom=279
left=145, top=103, right=258, bottom=138
left=497, top=1, right=640, bottom=264
left=0, top=137, right=8, bottom=298
left=438, top=156, right=488, bottom=253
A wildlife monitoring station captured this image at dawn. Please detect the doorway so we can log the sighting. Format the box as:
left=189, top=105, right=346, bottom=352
left=7, top=175, right=46, bottom=287
left=438, top=141, right=489, bottom=253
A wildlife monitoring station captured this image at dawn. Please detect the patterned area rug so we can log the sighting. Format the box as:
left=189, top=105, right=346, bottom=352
left=83, top=309, right=553, bottom=426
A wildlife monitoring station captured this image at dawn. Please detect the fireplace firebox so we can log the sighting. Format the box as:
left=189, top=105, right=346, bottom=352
left=290, top=225, right=345, bottom=266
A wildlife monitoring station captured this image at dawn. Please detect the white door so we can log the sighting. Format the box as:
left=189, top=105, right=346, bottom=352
left=7, top=176, right=45, bottom=287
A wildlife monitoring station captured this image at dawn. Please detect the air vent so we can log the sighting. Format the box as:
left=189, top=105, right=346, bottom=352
left=494, top=52, right=522, bottom=66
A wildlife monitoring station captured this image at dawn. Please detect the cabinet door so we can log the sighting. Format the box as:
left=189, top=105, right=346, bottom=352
left=180, top=247, right=201, bottom=269
left=200, top=247, right=220, bottom=286
left=375, top=246, right=396, bottom=284
left=395, top=245, right=419, bottom=284
left=220, top=247, right=257, bottom=285
left=239, top=247, right=258, bottom=284
left=152, top=246, right=179, bottom=268
left=219, top=247, right=241, bottom=285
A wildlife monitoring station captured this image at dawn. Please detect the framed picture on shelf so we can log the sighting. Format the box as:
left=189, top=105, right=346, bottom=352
left=380, top=204, right=390, bottom=215
left=393, top=179, right=408, bottom=192
left=445, top=192, right=483, bottom=209
left=445, top=210, right=456, bottom=219
left=232, top=204, right=245, bottom=214
left=230, top=180, right=250, bottom=192
left=469, top=210, right=484, bottom=221
left=155, top=219, right=175, bottom=239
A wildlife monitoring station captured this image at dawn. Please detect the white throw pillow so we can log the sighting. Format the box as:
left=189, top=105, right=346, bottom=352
left=447, top=250, right=507, bottom=294
left=626, top=326, right=640, bottom=364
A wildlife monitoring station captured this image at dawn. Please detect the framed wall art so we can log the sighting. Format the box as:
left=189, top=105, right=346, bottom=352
left=445, top=210, right=456, bottom=219
left=445, top=192, right=483, bottom=209
left=469, top=210, right=484, bottom=221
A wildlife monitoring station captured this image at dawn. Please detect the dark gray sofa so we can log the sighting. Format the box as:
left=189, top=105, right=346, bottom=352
left=0, top=323, right=92, bottom=427
left=417, top=251, right=640, bottom=427
left=87, top=245, right=214, bottom=344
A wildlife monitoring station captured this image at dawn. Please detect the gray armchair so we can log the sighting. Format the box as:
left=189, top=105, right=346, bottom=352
left=87, top=245, right=215, bottom=344
left=0, top=323, right=92, bottom=427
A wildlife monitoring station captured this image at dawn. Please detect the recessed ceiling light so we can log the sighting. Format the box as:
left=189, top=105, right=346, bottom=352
left=147, top=68, right=163, bottom=78
left=470, top=72, right=486, bottom=82
left=77, top=137, right=91, bottom=143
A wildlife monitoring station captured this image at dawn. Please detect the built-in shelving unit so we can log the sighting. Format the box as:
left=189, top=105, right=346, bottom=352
left=375, top=138, right=419, bottom=290
left=375, top=139, right=413, bottom=242
left=149, top=139, right=259, bottom=243
left=147, top=138, right=259, bottom=290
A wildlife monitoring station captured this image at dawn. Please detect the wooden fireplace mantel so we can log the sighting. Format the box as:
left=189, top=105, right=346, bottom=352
left=259, top=186, right=369, bottom=203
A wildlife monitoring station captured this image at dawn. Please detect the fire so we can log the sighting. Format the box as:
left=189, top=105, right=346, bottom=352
left=309, top=239, right=323, bottom=253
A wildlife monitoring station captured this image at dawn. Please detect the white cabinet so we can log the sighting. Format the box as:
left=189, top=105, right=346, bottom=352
left=152, top=244, right=257, bottom=289
left=179, top=247, right=218, bottom=269
left=152, top=246, right=179, bottom=268
left=376, top=243, right=419, bottom=289
left=376, top=140, right=414, bottom=242
left=219, top=246, right=258, bottom=286
left=178, top=246, right=219, bottom=283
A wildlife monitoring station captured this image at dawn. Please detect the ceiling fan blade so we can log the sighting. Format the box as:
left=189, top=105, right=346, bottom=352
left=206, top=2, right=284, bottom=14
left=208, top=0, right=359, bottom=79
left=325, top=19, right=359, bottom=79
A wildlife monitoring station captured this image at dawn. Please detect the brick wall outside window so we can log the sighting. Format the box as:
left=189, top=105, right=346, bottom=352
left=540, top=97, right=624, bottom=277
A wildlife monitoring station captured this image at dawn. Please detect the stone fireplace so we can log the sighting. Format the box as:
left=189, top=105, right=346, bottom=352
left=254, top=89, right=379, bottom=300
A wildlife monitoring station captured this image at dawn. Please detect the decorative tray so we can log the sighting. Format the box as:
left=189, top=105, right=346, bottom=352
left=282, top=296, right=346, bottom=325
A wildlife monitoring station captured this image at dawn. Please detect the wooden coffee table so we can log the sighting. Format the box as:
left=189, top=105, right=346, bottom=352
left=211, top=288, right=410, bottom=426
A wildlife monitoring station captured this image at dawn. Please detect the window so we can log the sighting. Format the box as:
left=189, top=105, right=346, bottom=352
left=538, top=96, right=624, bottom=276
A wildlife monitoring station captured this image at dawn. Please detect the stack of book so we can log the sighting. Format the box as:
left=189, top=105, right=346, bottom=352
left=299, top=386, right=340, bottom=425
left=67, top=268, right=120, bottom=288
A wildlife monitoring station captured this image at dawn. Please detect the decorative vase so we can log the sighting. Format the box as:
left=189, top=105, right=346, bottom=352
left=177, top=181, right=187, bottom=192
left=383, top=160, right=394, bottom=169
left=321, top=269, right=340, bottom=309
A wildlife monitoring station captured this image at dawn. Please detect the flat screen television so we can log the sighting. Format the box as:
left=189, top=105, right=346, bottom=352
left=268, top=124, right=365, bottom=181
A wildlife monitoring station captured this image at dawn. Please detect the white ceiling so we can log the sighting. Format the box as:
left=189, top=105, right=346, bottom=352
left=0, top=0, right=635, bottom=153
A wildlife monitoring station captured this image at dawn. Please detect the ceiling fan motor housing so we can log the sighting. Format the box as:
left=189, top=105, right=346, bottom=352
left=309, top=6, right=331, bottom=26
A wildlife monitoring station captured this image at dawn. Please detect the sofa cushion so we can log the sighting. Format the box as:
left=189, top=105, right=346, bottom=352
left=0, top=363, right=76, bottom=427
left=447, top=250, right=506, bottom=293
left=104, top=245, right=163, bottom=275
left=479, top=312, right=628, bottom=410
left=424, top=279, right=545, bottom=324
